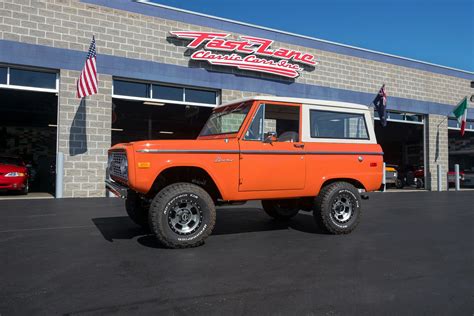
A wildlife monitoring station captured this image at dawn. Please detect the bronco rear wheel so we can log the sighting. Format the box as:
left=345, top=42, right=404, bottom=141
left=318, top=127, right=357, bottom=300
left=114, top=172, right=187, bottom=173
left=149, top=183, right=216, bottom=248
left=262, top=199, right=300, bottom=220
left=313, top=182, right=361, bottom=234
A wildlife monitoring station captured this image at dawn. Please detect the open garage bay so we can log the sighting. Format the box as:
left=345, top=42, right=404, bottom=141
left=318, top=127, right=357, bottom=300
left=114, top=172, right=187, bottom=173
left=0, top=89, right=57, bottom=196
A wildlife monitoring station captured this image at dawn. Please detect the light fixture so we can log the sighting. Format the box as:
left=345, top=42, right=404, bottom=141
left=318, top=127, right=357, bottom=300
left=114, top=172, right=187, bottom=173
left=159, top=131, right=174, bottom=134
left=143, top=101, right=165, bottom=106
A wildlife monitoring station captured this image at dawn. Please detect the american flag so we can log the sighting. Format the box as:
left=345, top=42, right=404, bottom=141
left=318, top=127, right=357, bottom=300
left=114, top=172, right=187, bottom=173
left=373, top=84, right=387, bottom=127
left=77, top=36, right=98, bottom=99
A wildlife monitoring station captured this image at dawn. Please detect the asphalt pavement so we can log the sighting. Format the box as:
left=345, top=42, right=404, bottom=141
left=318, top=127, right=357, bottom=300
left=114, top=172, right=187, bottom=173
left=0, top=192, right=473, bottom=315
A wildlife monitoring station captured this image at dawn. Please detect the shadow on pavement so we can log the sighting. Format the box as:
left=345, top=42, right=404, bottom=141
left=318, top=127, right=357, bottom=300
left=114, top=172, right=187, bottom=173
left=92, top=216, right=146, bottom=242
left=92, top=207, right=325, bottom=248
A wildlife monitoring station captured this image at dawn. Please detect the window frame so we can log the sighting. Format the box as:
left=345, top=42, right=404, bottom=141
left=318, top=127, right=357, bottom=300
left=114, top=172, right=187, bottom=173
left=301, top=104, right=375, bottom=144
left=113, top=79, right=150, bottom=98
left=199, top=101, right=253, bottom=137
left=374, top=110, right=425, bottom=125
left=112, top=77, right=220, bottom=108
left=309, top=109, right=370, bottom=141
left=448, top=117, right=474, bottom=132
left=243, top=103, right=266, bottom=141
left=243, top=102, right=302, bottom=142
left=0, top=64, right=59, bottom=93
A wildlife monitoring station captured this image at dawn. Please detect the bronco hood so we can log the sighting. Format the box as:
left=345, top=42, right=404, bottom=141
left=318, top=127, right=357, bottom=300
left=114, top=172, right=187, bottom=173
left=128, top=138, right=238, bottom=154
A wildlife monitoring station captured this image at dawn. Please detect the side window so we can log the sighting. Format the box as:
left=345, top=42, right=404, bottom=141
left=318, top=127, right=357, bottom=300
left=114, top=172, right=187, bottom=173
left=310, top=110, right=369, bottom=139
left=245, top=103, right=264, bottom=140
left=245, top=103, right=300, bottom=142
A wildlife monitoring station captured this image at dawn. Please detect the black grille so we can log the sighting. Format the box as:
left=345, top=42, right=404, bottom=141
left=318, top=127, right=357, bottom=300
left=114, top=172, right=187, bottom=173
left=108, top=151, right=128, bottom=182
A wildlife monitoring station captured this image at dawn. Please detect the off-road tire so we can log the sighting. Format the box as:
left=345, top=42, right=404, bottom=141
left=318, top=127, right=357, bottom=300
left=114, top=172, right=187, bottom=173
left=125, top=190, right=149, bottom=230
left=262, top=199, right=300, bottom=220
left=149, top=183, right=216, bottom=248
left=314, top=182, right=361, bottom=234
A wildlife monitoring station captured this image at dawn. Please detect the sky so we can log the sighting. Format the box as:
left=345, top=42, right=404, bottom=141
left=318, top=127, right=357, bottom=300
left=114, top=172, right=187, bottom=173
left=149, top=0, right=474, bottom=72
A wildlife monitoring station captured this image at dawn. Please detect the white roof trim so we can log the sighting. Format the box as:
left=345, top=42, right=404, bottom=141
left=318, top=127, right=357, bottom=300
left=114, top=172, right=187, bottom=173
left=218, top=96, right=370, bottom=110
left=137, top=0, right=473, bottom=75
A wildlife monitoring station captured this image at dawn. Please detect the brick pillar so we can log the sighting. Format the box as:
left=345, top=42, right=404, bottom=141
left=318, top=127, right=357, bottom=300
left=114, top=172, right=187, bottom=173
left=58, top=70, right=112, bottom=197
left=426, top=114, right=448, bottom=191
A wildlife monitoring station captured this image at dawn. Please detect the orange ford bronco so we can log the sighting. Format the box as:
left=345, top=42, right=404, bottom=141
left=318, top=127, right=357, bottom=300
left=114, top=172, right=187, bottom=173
left=106, top=96, right=383, bottom=248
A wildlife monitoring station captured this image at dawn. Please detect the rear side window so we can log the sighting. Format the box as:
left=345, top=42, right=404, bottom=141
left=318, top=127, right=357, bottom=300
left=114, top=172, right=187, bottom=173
left=310, top=110, right=369, bottom=140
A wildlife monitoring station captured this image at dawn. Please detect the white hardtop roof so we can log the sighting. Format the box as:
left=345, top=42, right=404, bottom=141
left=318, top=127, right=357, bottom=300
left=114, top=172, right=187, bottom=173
left=217, top=96, right=370, bottom=110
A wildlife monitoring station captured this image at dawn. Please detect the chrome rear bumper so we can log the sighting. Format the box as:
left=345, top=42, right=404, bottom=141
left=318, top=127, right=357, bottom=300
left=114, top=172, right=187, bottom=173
left=105, top=179, right=128, bottom=199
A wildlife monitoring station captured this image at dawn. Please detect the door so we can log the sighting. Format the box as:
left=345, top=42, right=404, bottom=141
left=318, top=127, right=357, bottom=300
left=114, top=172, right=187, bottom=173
left=239, top=102, right=306, bottom=191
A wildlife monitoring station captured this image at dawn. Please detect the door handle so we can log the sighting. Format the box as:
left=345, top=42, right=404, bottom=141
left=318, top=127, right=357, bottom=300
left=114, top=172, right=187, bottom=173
left=294, top=143, right=305, bottom=148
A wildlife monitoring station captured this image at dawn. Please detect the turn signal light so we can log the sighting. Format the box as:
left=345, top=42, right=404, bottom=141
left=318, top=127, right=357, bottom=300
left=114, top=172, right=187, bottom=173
left=138, top=162, right=151, bottom=168
left=370, top=162, right=378, bottom=167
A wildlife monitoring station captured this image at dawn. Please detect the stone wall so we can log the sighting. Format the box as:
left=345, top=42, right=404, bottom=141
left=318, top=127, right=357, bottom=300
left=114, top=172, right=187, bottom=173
left=426, top=114, right=449, bottom=191
left=0, top=0, right=471, bottom=107
left=58, top=69, right=112, bottom=197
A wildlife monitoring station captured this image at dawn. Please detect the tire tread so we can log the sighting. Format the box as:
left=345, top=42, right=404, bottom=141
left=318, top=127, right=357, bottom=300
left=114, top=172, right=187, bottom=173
left=149, top=182, right=216, bottom=248
left=314, top=182, right=361, bottom=234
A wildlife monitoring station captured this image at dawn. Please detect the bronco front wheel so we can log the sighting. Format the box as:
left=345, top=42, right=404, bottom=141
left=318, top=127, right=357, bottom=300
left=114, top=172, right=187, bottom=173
left=313, top=182, right=361, bottom=234
left=149, top=183, right=216, bottom=248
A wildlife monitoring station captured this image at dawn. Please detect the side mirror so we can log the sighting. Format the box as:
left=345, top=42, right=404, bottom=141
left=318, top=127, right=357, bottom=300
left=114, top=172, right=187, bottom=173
left=263, top=131, right=277, bottom=143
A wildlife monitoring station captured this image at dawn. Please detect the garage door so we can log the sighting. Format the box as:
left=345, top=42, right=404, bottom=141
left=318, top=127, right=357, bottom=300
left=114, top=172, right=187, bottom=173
left=448, top=118, right=474, bottom=188
left=111, top=78, right=217, bottom=145
left=0, top=65, right=58, bottom=196
left=374, top=111, right=426, bottom=189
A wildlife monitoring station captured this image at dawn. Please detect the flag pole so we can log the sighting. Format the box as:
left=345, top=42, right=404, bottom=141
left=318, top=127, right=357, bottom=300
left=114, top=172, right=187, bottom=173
left=436, top=115, right=448, bottom=128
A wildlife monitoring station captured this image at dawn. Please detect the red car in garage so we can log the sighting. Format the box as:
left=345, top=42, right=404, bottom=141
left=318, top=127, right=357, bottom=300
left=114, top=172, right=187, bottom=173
left=0, top=156, right=28, bottom=194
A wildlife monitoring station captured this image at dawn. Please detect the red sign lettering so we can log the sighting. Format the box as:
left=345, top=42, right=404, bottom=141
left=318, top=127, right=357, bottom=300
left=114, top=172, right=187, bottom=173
left=171, top=31, right=318, bottom=78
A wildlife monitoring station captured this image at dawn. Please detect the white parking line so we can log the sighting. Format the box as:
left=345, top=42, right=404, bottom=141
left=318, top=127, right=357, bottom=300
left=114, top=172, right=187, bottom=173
left=4, top=213, right=58, bottom=218
left=0, top=225, right=95, bottom=233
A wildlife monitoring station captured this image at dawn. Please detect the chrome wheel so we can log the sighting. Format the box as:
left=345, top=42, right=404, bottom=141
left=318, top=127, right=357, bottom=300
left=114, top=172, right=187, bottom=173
left=330, top=194, right=354, bottom=225
left=167, top=198, right=203, bottom=235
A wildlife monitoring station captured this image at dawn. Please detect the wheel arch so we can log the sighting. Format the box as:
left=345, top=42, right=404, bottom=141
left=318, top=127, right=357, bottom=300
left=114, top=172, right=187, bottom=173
left=318, top=178, right=366, bottom=193
left=147, top=166, right=223, bottom=201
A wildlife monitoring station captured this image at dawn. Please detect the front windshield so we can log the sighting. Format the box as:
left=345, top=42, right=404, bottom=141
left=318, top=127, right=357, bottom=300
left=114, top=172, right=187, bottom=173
left=199, top=102, right=252, bottom=136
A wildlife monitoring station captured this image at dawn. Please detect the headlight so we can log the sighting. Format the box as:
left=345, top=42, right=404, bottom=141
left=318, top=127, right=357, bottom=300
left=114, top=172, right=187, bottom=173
left=107, top=154, right=113, bottom=169
left=120, top=158, right=128, bottom=177
left=5, top=172, right=25, bottom=177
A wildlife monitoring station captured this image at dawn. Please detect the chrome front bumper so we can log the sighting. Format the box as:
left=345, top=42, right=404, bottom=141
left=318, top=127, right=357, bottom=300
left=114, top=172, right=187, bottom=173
left=105, top=179, right=128, bottom=199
